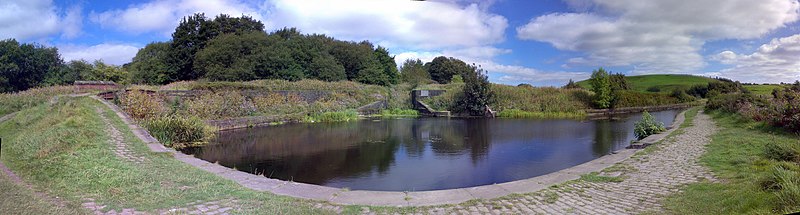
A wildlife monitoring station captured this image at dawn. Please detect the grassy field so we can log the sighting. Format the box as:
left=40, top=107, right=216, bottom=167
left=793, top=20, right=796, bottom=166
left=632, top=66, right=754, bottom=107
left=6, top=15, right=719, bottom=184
left=744, top=84, right=786, bottom=96
left=662, top=111, right=800, bottom=214
left=577, top=74, right=718, bottom=93
left=0, top=168, right=84, bottom=214
left=0, top=96, right=347, bottom=214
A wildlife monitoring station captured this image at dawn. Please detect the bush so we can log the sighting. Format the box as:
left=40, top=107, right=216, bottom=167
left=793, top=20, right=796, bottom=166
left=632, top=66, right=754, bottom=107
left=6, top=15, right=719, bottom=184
left=186, top=90, right=255, bottom=119
left=119, top=90, right=166, bottom=120
left=765, top=141, right=800, bottom=163
left=142, top=116, right=215, bottom=148
left=613, top=90, right=680, bottom=108
left=634, top=111, right=666, bottom=140
left=706, top=93, right=760, bottom=113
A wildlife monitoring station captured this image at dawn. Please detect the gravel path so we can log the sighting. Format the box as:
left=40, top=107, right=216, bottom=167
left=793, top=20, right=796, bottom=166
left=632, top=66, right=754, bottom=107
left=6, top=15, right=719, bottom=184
left=390, top=111, right=718, bottom=215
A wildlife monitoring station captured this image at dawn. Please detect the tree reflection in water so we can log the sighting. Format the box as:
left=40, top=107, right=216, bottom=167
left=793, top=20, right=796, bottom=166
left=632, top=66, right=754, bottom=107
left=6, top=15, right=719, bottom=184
left=182, top=109, right=680, bottom=191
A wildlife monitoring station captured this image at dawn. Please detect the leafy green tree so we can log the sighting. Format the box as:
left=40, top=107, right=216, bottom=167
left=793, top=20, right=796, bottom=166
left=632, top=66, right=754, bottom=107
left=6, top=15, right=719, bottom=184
left=167, top=13, right=265, bottom=82
left=426, top=56, right=470, bottom=84
left=590, top=68, right=613, bottom=109
left=400, top=59, right=430, bottom=85
left=373, top=46, right=399, bottom=84
left=129, top=42, right=171, bottom=84
left=456, top=65, right=494, bottom=116
left=0, top=39, right=63, bottom=92
left=194, top=32, right=269, bottom=81
left=609, top=73, right=630, bottom=91
left=90, top=61, right=128, bottom=83
left=44, top=60, right=93, bottom=86
left=308, top=54, right=346, bottom=81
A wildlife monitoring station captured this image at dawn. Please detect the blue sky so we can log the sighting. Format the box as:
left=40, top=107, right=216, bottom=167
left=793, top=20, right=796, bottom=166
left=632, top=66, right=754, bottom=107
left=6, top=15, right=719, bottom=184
left=2, top=0, right=799, bottom=86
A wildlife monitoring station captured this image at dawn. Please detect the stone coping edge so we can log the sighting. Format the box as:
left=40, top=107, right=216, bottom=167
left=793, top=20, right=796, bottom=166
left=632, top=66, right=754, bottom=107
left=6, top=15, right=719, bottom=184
left=92, top=95, right=687, bottom=207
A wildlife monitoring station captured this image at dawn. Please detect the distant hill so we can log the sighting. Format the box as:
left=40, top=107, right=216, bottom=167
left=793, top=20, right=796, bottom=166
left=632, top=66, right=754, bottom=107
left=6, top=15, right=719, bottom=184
left=577, top=74, right=719, bottom=93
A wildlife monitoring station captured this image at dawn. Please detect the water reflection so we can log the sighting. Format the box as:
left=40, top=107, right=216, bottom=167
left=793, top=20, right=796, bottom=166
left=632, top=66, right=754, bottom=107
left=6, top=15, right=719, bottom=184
left=183, top=109, right=680, bottom=191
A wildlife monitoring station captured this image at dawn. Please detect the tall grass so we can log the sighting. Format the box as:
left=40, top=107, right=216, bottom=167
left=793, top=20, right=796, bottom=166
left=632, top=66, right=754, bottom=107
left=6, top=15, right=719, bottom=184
left=379, top=108, right=419, bottom=117
left=420, top=83, right=591, bottom=116
left=0, top=85, right=88, bottom=116
left=302, top=110, right=359, bottom=123
left=142, top=116, right=216, bottom=148
left=497, top=109, right=585, bottom=119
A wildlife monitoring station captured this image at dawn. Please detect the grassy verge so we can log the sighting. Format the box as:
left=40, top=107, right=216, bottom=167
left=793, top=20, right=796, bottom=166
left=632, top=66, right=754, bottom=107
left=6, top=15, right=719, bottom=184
left=497, top=109, right=586, bottom=119
left=0, top=96, right=335, bottom=214
left=377, top=108, right=419, bottom=117
left=302, top=110, right=359, bottom=123
left=662, top=111, right=800, bottom=214
left=0, top=168, right=84, bottom=214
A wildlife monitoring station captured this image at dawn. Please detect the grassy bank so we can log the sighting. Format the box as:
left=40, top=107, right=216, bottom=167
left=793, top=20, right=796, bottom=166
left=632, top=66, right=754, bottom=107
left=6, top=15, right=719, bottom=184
left=0, top=85, right=92, bottom=116
left=0, top=168, right=83, bottom=214
left=577, top=74, right=718, bottom=93
left=663, top=111, right=800, bottom=214
left=0, top=97, right=338, bottom=214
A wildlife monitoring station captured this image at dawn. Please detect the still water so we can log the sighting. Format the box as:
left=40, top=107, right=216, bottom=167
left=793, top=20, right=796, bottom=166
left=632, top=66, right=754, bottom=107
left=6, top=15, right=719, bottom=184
left=182, top=110, right=680, bottom=191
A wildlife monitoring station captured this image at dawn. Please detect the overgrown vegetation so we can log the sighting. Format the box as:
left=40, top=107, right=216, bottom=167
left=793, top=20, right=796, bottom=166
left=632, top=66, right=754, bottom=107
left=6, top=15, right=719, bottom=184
left=302, top=110, right=359, bottom=123
left=142, top=116, right=215, bottom=148
left=663, top=111, right=800, bottom=214
left=0, top=97, right=333, bottom=214
left=633, top=111, right=666, bottom=140
left=705, top=82, right=800, bottom=133
left=0, top=85, right=91, bottom=116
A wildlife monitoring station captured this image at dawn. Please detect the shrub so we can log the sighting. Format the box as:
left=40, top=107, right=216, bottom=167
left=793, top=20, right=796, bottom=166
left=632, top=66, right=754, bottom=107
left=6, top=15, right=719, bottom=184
left=453, top=66, right=494, bottom=116
left=634, top=111, right=666, bottom=140
left=613, top=90, right=680, bottom=108
left=646, top=86, right=661, bottom=92
left=142, top=116, right=216, bottom=148
left=706, top=93, right=758, bottom=113
left=765, top=141, right=800, bottom=163
left=186, top=90, right=255, bottom=119
left=118, top=90, right=166, bottom=120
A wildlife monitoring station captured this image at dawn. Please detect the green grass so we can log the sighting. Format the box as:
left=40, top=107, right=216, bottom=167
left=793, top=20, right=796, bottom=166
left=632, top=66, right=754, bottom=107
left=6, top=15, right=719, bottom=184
left=497, top=109, right=586, bottom=119
left=302, top=110, right=360, bottom=123
left=0, top=169, right=84, bottom=214
left=579, top=172, right=624, bottom=183
left=377, top=108, right=419, bottom=117
left=577, top=74, right=718, bottom=93
left=0, top=97, right=337, bottom=214
left=662, top=111, right=800, bottom=214
left=744, top=84, right=786, bottom=96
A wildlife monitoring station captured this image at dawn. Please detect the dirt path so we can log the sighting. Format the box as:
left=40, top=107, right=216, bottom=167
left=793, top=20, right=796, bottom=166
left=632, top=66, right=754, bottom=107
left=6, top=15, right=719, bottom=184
left=409, top=111, right=718, bottom=215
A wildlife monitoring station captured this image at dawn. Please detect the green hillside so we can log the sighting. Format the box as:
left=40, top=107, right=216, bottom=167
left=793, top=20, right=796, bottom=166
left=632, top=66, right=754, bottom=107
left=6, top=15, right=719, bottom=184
left=743, top=84, right=786, bottom=95
left=577, top=74, right=718, bottom=93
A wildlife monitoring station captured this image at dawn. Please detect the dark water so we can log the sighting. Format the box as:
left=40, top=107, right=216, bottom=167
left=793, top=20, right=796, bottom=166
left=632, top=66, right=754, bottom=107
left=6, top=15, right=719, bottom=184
left=182, top=110, right=680, bottom=191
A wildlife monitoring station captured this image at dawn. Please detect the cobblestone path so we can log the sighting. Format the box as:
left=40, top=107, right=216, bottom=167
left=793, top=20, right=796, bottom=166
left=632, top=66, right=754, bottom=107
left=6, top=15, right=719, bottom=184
left=391, top=111, right=718, bottom=215
left=95, top=107, right=148, bottom=164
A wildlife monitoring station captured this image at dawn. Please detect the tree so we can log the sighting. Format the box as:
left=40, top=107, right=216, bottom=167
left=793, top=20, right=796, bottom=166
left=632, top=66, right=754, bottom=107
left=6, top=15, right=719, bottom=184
left=563, top=79, right=581, bottom=89
left=400, top=59, right=430, bottom=85
left=457, top=64, right=495, bottom=116
left=590, top=68, right=613, bottom=109
left=167, top=13, right=265, bottom=82
left=609, top=73, right=630, bottom=91
left=44, top=60, right=93, bottom=86
left=308, top=54, right=346, bottom=81
left=90, top=61, right=128, bottom=84
left=373, top=46, right=399, bottom=85
left=0, top=39, right=63, bottom=92
left=194, top=32, right=269, bottom=81
left=426, top=56, right=470, bottom=84
left=129, top=42, right=171, bottom=84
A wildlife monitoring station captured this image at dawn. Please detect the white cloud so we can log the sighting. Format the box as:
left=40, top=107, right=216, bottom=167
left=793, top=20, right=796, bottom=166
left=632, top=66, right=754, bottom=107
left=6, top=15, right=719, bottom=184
left=0, top=0, right=80, bottom=40
left=394, top=47, right=585, bottom=86
left=713, top=34, right=800, bottom=83
left=89, top=0, right=264, bottom=35
left=263, top=0, right=507, bottom=50
left=61, top=5, right=83, bottom=39
left=517, top=0, right=800, bottom=74
left=59, top=43, right=141, bottom=65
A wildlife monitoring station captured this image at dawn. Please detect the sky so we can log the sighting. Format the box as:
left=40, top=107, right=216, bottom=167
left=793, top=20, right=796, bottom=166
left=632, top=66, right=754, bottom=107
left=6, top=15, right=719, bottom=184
left=2, top=0, right=799, bottom=86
